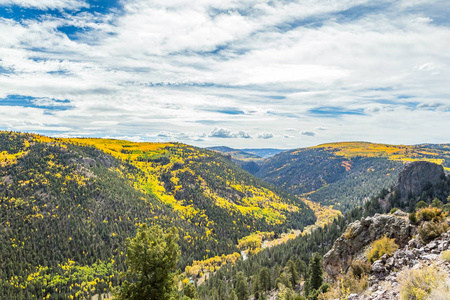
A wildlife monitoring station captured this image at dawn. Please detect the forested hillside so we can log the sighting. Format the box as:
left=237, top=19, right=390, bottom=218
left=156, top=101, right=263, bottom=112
left=257, top=142, right=450, bottom=211
left=199, top=162, right=450, bottom=300
left=0, top=132, right=315, bottom=299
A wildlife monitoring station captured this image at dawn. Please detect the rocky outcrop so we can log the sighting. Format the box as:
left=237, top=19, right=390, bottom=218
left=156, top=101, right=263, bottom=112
left=323, top=214, right=415, bottom=278
left=397, top=161, right=444, bottom=202
left=355, top=230, right=450, bottom=300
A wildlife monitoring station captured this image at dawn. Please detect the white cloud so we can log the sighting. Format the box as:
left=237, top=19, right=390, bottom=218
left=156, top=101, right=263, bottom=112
left=257, top=132, right=274, bottom=139
left=0, top=0, right=449, bottom=148
left=0, top=0, right=88, bottom=10
left=209, top=128, right=252, bottom=139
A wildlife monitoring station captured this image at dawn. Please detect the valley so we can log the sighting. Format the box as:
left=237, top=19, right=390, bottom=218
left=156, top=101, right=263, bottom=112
left=1, top=131, right=450, bottom=299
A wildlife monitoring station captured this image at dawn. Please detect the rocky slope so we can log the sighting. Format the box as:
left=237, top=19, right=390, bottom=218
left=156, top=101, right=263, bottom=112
left=323, top=212, right=415, bottom=278
left=359, top=230, right=450, bottom=300
left=324, top=212, right=450, bottom=300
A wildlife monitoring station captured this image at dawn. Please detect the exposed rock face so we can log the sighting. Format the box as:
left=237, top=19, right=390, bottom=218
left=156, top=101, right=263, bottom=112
left=356, top=229, right=450, bottom=300
left=397, top=161, right=444, bottom=202
left=323, top=214, right=416, bottom=278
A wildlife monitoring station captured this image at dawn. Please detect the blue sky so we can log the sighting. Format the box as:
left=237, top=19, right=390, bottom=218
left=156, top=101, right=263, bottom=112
left=0, top=0, right=449, bottom=148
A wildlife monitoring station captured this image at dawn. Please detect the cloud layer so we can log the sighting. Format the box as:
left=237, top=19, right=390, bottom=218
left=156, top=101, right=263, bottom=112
left=0, top=0, right=449, bottom=148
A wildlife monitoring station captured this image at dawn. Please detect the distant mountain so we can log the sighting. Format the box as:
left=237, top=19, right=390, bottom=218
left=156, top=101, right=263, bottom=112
left=256, top=142, right=450, bottom=211
left=207, top=146, right=262, bottom=160
left=207, top=146, right=285, bottom=160
left=241, top=148, right=286, bottom=159
left=207, top=146, right=285, bottom=174
left=0, top=132, right=315, bottom=299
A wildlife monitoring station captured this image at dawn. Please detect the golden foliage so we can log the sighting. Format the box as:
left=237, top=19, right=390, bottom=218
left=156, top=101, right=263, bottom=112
left=313, top=142, right=447, bottom=167
left=398, top=264, right=446, bottom=300
left=366, top=236, right=398, bottom=263
left=441, top=250, right=450, bottom=262
left=184, top=252, right=241, bottom=278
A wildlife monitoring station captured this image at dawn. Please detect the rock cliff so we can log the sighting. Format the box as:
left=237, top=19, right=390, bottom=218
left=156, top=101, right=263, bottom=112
left=397, top=161, right=444, bottom=202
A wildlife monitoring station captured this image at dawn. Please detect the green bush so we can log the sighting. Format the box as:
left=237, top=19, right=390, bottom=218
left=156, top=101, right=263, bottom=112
left=419, top=221, right=449, bottom=243
left=409, top=212, right=418, bottom=225
left=431, top=198, right=443, bottom=209
left=366, top=236, right=398, bottom=263
left=390, top=207, right=399, bottom=214
left=443, top=203, right=450, bottom=213
left=416, top=201, right=428, bottom=210
left=415, top=207, right=449, bottom=243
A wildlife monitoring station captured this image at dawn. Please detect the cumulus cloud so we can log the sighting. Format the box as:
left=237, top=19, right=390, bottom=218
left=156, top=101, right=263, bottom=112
left=257, top=132, right=274, bottom=139
left=210, top=128, right=235, bottom=138
left=301, top=131, right=316, bottom=137
left=238, top=131, right=252, bottom=139
left=210, top=128, right=252, bottom=139
left=0, top=0, right=449, bottom=147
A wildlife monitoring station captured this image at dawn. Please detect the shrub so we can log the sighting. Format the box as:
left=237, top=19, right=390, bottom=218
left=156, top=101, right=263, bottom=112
left=416, top=201, right=428, bottom=210
left=342, top=225, right=356, bottom=240
left=390, top=207, right=399, bottom=214
left=431, top=198, right=443, bottom=209
left=419, top=221, right=449, bottom=243
left=398, top=264, right=446, bottom=300
left=349, top=260, right=371, bottom=279
left=416, top=207, right=447, bottom=223
left=441, top=250, right=450, bottom=262
left=321, top=271, right=368, bottom=300
left=366, top=236, right=399, bottom=263
left=443, top=203, right=450, bottom=213
left=428, top=278, right=450, bottom=300
left=409, top=212, right=418, bottom=225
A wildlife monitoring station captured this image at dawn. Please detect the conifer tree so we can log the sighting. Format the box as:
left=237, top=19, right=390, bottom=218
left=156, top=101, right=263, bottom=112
left=228, top=290, right=238, bottom=300
left=287, top=259, right=299, bottom=287
left=309, top=253, right=323, bottom=291
left=235, top=271, right=249, bottom=300
left=259, top=267, right=271, bottom=292
left=113, top=224, right=180, bottom=300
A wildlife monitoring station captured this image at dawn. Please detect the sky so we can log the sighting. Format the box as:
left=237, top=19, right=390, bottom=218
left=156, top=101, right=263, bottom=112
left=0, top=0, right=449, bottom=149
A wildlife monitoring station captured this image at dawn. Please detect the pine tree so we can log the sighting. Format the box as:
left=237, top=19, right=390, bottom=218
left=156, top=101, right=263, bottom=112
left=113, top=224, right=180, bottom=300
left=309, top=253, right=323, bottom=291
left=228, top=290, right=238, bottom=300
left=287, top=259, right=299, bottom=288
left=235, top=272, right=249, bottom=300
left=251, top=274, right=259, bottom=297
left=259, top=267, right=271, bottom=292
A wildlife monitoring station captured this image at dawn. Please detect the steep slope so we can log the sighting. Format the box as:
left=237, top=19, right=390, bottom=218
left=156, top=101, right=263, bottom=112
left=257, top=142, right=450, bottom=211
left=198, top=161, right=450, bottom=300
left=0, top=132, right=315, bottom=299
